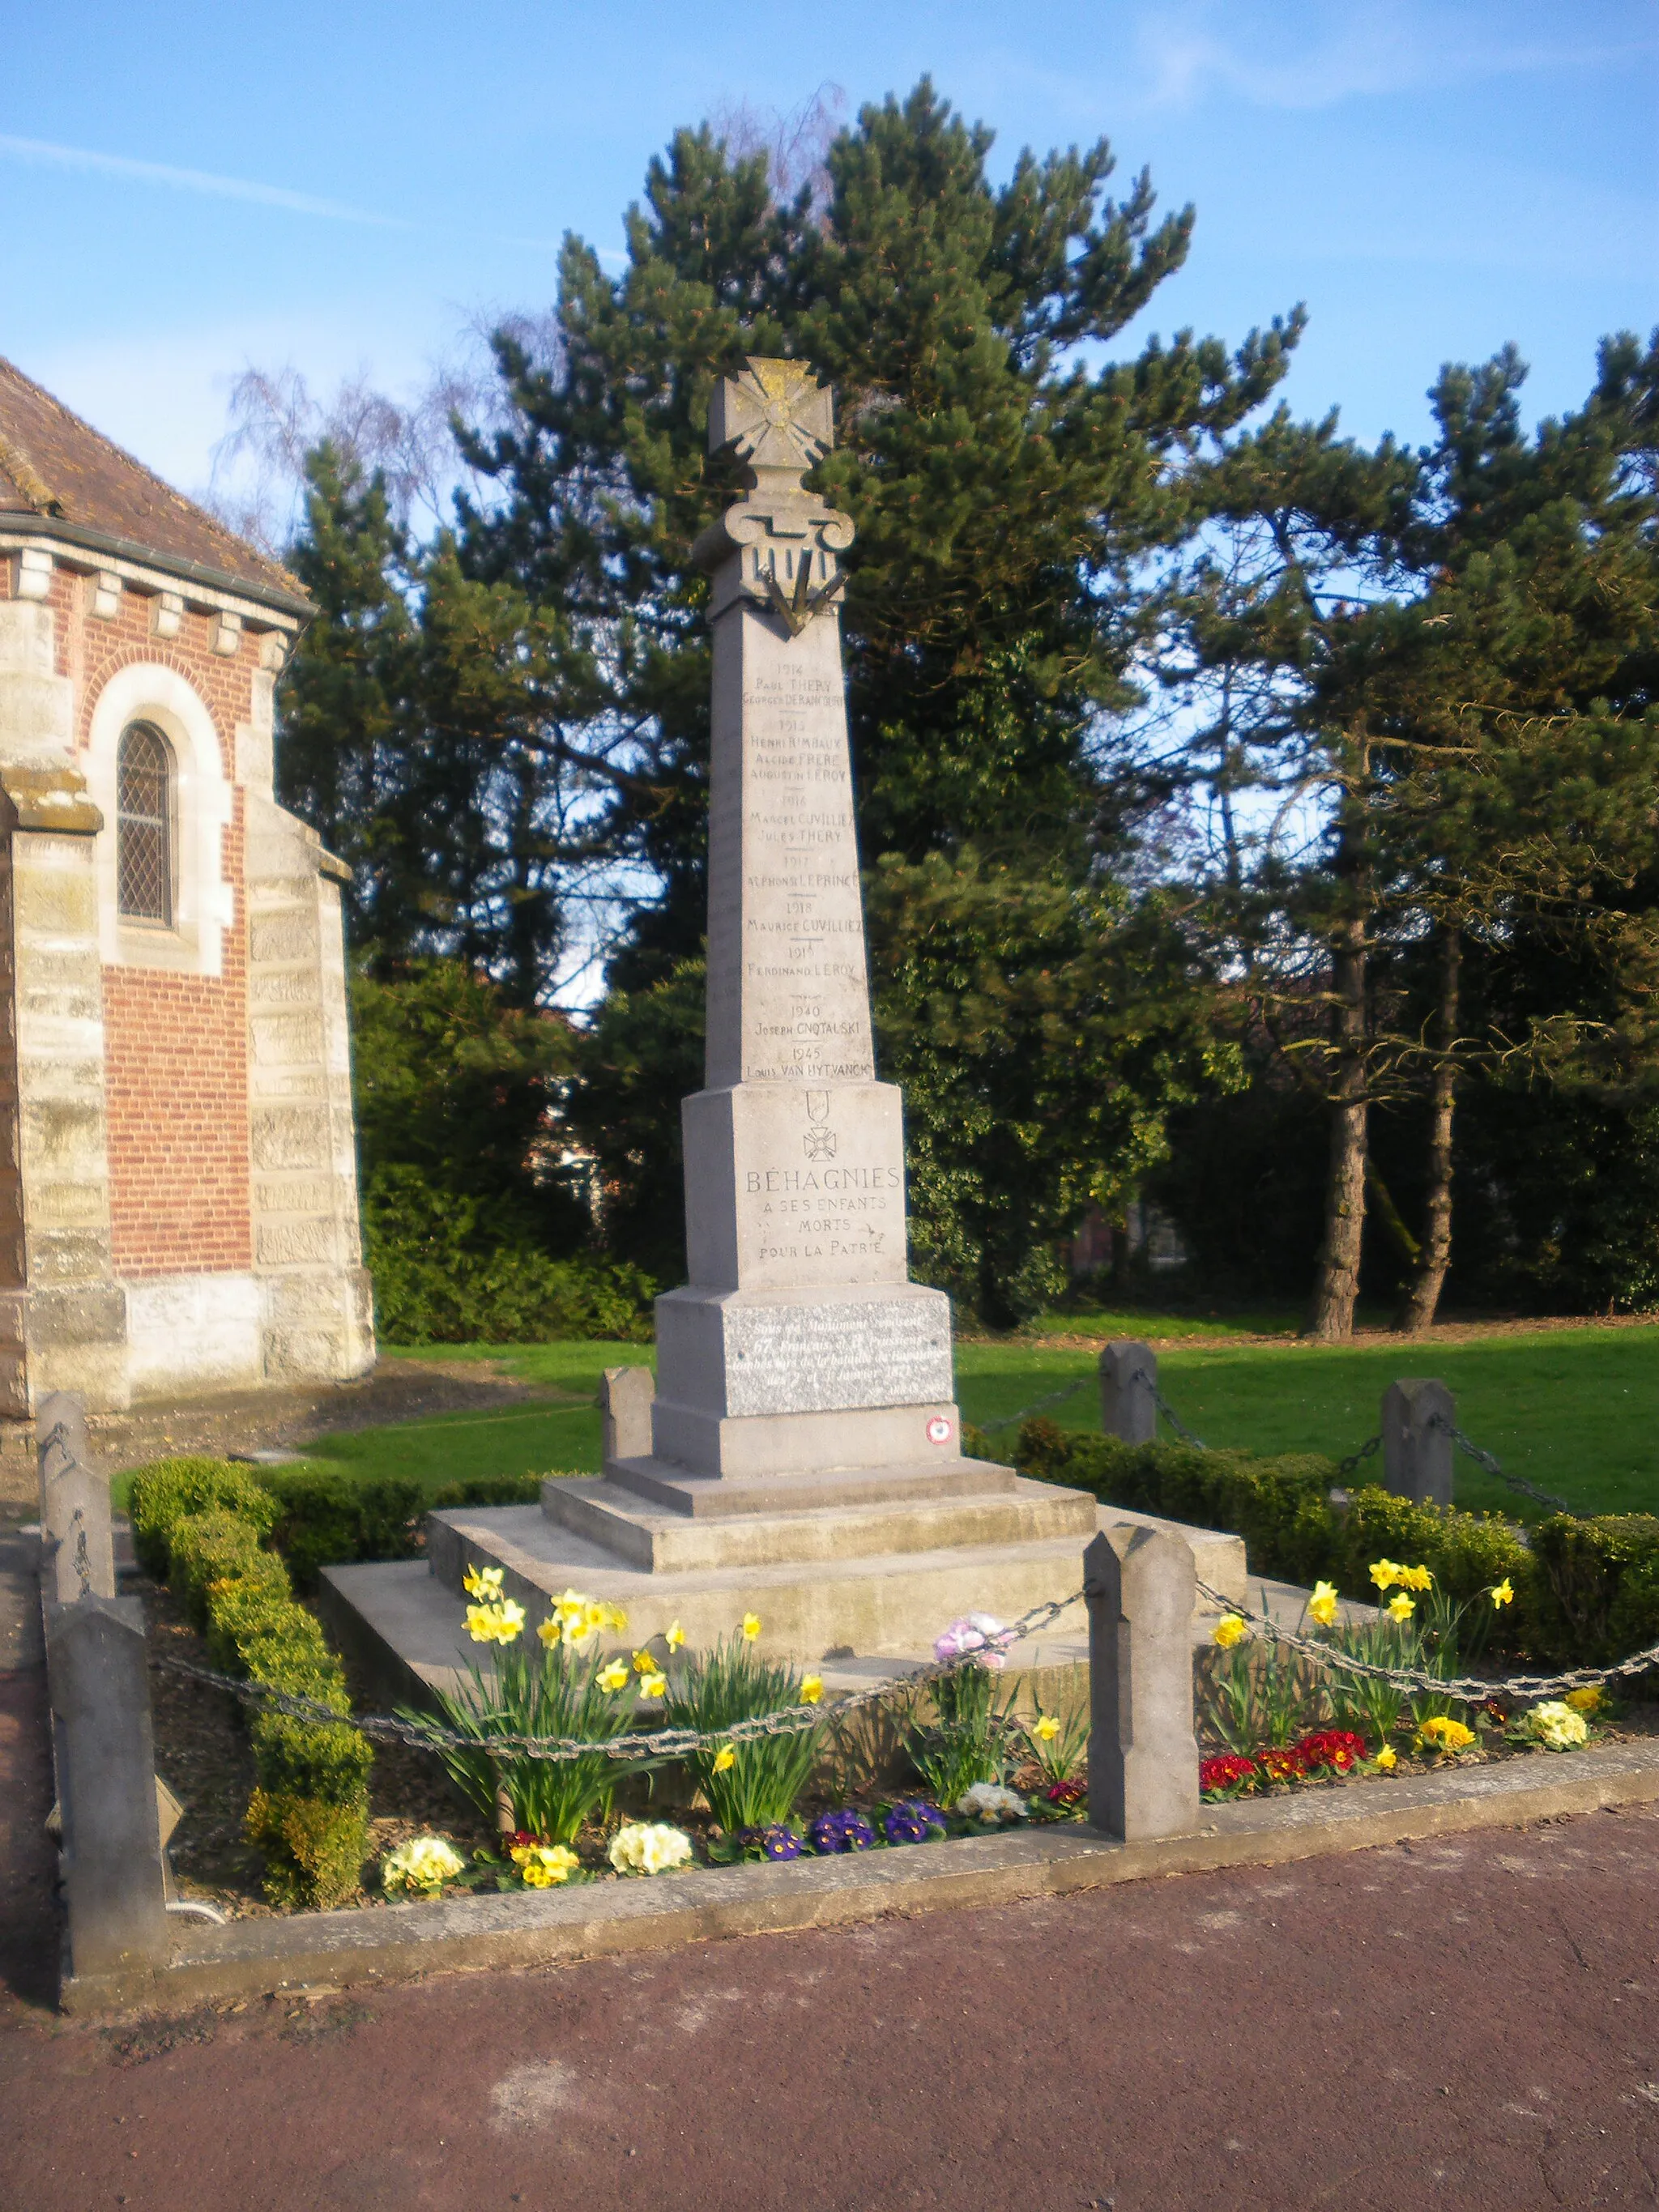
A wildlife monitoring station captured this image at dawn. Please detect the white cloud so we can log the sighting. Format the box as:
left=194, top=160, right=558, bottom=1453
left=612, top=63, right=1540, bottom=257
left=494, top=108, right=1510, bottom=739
left=0, top=133, right=568, bottom=254
left=1132, top=4, right=1652, bottom=114
left=0, top=133, right=412, bottom=228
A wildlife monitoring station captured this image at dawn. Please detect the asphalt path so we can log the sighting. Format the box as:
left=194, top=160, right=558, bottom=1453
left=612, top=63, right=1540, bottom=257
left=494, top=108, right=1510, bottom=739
left=4, top=1532, right=1658, bottom=2210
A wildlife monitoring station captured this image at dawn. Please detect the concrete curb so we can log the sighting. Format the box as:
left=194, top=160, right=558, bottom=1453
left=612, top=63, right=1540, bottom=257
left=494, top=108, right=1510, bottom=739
left=62, top=1737, right=1659, bottom=2017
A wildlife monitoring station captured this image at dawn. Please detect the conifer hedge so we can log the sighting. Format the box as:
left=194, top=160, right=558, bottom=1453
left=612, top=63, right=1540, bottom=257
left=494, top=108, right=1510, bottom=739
left=1007, top=1417, right=1659, bottom=1672
left=129, top=1459, right=373, bottom=1909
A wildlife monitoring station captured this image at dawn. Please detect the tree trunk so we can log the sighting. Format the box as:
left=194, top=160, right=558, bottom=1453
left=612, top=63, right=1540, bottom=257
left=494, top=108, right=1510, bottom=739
left=1304, top=910, right=1369, bottom=1340
left=1305, top=730, right=1372, bottom=1343
left=1397, top=926, right=1461, bottom=1336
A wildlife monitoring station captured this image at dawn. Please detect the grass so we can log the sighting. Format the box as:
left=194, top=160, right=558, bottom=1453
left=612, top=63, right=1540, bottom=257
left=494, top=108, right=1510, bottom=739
left=954, top=1325, right=1659, bottom=1523
left=221, top=1318, right=1659, bottom=1526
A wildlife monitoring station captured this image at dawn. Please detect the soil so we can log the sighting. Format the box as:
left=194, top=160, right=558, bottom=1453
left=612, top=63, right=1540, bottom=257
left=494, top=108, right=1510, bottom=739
left=143, top=1573, right=497, bottom=1919
left=1009, top=1309, right=1659, bottom=1352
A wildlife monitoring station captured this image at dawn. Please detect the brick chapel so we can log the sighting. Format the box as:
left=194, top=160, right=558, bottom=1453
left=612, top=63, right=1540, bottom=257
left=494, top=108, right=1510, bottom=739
left=0, top=356, right=373, bottom=1422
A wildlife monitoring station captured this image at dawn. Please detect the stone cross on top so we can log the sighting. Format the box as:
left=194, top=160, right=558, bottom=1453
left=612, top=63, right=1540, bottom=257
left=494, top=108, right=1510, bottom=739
left=695, top=356, right=851, bottom=634
left=710, top=357, right=834, bottom=484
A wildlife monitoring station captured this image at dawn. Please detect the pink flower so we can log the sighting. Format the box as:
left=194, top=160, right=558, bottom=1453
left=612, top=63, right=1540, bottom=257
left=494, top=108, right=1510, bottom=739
left=932, top=1613, right=1016, bottom=1670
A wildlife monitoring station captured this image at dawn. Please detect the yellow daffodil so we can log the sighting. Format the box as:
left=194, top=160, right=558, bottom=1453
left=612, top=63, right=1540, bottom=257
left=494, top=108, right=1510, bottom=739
left=464, top=1599, right=525, bottom=1645
left=1369, top=1558, right=1403, bottom=1593
left=1373, top=1745, right=1397, bottom=1773
left=741, top=1613, right=762, bottom=1642
left=1033, top=1714, right=1062, bottom=1742
left=599, top=1660, right=630, bottom=1692
left=601, top=1601, right=630, bottom=1634
left=554, top=1589, right=600, bottom=1648
left=1308, top=1581, right=1339, bottom=1628
left=1385, top=1592, right=1415, bottom=1623
left=463, top=1565, right=504, bottom=1598
left=1213, top=1613, right=1248, bottom=1649
left=536, top=1617, right=563, bottom=1647
left=638, top=1670, right=667, bottom=1698
left=1399, top=1564, right=1435, bottom=1592
left=632, top=1648, right=656, bottom=1674
left=712, top=1745, right=736, bottom=1773
left=664, top=1620, right=684, bottom=1649
left=800, top=1676, right=823, bottom=1705
left=1491, top=1578, right=1515, bottom=1609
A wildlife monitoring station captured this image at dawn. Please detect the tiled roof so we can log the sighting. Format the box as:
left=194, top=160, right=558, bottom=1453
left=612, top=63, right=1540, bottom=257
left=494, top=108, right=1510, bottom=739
left=0, top=355, right=308, bottom=612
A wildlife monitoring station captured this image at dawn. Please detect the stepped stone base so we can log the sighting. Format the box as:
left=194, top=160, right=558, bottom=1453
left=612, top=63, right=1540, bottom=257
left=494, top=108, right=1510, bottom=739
left=539, top=1468, right=1090, bottom=1574
left=604, top=1454, right=1013, bottom=1519
left=317, top=1494, right=1249, bottom=1725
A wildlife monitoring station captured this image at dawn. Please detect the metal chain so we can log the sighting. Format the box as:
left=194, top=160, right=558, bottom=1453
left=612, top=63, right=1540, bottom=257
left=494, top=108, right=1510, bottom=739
left=975, top=1377, right=1093, bottom=1438
left=1196, top=1577, right=1659, bottom=1703
left=151, top=1587, right=1089, bottom=1766
left=1333, top=1434, right=1383, bottom=1481
left=1139, top=1370, right=1209, bottom=1451
left=1430, top=1414, right=1572, bottom=1516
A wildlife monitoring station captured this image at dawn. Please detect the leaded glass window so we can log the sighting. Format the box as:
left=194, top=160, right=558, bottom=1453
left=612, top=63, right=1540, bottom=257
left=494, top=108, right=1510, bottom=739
left=116, top=723, right=173, bottom=924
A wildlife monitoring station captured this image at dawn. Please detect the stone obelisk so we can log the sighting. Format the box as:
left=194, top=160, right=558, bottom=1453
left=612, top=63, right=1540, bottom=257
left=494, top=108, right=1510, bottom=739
left=631, top=359, right=983, bottom=1503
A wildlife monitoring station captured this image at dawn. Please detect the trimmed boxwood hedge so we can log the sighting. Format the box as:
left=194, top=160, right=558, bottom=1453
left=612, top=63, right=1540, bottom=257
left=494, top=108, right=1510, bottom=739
left=1005, top=1416, right=1659, bottom=1671
left=129, top=1459, right=372, bottom=1910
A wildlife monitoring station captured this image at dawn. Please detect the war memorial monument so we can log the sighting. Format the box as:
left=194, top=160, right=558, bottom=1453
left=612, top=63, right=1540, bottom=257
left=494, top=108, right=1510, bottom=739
left=324, top=360, right=1242, bottom=1690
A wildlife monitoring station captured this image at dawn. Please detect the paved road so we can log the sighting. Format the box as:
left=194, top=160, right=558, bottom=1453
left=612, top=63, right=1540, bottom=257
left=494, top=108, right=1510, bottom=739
left=5, top=1532, right=1659, bottom=2210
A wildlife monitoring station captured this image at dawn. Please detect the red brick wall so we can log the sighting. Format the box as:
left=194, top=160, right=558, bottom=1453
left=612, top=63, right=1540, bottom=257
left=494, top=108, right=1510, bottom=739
left=66, top=574, right=259, bottom=1276
left=101, top=795, right=252, bottom=1276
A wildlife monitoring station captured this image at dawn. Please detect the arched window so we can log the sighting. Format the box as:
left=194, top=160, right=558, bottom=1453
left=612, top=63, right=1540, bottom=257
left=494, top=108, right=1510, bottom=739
left=116, top=722, right=173, bottom=924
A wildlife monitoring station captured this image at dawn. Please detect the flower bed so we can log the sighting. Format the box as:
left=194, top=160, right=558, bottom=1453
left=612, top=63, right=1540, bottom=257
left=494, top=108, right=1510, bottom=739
left=1195, top=1549, right=1634, bottom=1802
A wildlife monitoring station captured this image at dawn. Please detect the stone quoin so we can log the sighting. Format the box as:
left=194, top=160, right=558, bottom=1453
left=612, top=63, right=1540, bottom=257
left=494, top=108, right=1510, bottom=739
left=0, top=356, right=373, bottom=1426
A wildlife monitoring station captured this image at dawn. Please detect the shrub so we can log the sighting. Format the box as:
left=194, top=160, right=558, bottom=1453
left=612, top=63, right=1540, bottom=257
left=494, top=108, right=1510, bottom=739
left=125, top=1453, right=371, bottom=1909
left=1529, top=1513, right=1659, bottom=1664
left=1014, top=1419, right=1550, bottom=1663
left=429, top=1473, right=547, bottom=1508
left=249, top=1467, right=423, bottom=1592
left=129, top=1457, right=278, bottom=1576
left=363, top=1163, right=657, bottom=1345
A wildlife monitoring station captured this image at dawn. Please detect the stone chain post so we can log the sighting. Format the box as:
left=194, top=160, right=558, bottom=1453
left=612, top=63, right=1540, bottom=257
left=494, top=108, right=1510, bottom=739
left=600, top=1366, right=655, bottom=1470
left=1380, top=1379, right=1455, bottom=1507
left=1085, top=1524, right=1201, bottom=1843
left=37, top=1389, right=114, bottom=1605
left=45, top=1593, right=172, bottom=1980
left=1098, top=1340, right=1157, bottom=1445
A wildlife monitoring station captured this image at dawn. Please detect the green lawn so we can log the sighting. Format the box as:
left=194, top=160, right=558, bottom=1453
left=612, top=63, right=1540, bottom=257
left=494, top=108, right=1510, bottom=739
left=280, top=1323, right=1659, bottom=1525
left=953, top=1327, right=1659, bottom=1521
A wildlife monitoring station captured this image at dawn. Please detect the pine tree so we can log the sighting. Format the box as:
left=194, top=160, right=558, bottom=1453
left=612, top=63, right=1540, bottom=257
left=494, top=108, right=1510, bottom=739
left=454, top=80, right=1299, bottom=1298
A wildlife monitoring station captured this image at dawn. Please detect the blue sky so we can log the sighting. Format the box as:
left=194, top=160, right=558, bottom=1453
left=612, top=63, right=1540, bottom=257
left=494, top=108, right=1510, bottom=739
left=3, top=1, right=1654, bottom=501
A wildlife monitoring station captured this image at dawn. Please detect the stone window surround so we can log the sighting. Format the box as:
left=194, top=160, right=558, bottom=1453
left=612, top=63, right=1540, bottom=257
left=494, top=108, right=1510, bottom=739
left=83, top=663, right=234, bottom=978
